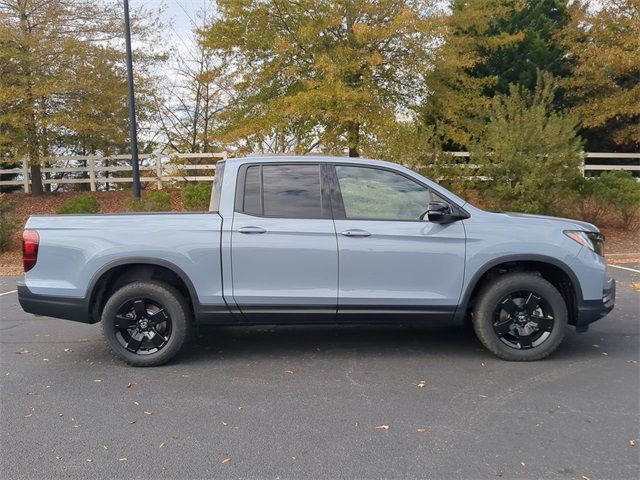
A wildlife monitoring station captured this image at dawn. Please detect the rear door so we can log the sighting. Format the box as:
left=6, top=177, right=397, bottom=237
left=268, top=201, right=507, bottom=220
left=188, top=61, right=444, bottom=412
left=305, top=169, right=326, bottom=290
left=230, top=163, right=338, bottom=321
left=330, top=164, right=466, bottom=321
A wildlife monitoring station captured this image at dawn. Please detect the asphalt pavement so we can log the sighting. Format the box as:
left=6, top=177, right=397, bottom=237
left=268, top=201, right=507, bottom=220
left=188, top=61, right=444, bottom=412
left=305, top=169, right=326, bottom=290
left=1, top=267, right=639, bottom=480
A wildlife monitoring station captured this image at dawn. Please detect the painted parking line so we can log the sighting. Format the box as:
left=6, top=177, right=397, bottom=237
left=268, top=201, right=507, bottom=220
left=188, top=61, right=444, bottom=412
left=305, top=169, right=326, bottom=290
left=0, top=290, right=17, bottom=297
left=608, top=264, right=640, bottom=274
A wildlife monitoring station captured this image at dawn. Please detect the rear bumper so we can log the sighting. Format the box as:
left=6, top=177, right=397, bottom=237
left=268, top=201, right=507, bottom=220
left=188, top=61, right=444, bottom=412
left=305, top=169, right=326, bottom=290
left=576, top=277, right=615, bottom=329
left=17, top=283, right=91, bottom=323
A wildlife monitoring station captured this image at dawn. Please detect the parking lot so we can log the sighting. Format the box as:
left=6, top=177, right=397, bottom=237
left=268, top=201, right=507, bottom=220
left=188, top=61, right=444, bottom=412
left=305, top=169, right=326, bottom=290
left=1, top=267, right=638, bottom=480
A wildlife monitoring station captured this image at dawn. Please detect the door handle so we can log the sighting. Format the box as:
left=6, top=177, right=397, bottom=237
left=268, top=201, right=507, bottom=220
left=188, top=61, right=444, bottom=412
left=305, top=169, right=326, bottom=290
left=340, top=229, right=371, bottom=237
left=238, top=226, right=266, bottom=234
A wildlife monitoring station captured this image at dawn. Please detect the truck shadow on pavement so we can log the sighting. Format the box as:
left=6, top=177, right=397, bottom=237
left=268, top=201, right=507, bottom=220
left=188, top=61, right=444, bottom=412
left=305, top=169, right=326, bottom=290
left=173, top=322, right=597, bottom=365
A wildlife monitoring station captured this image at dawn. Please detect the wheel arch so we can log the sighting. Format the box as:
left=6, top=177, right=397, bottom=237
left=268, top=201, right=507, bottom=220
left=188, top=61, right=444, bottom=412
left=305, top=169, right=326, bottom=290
left=87, top=258, right=200, bottom=324
left=456, top=254, right=583, bottom=326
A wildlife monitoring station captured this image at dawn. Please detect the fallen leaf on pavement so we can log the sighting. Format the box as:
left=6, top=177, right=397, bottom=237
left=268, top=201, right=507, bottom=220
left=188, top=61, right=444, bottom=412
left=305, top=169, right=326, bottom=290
left=479, top=394, right=488, bottom=398
left=416, top=380, right=427, bottom=388
left=132, top=401, right=139, bottom=406
left=601, top=352, right=609, bottom=356
left=16, top=349, right=29, bottom=354
left=284, top=370, right=294, bottom=375
left=159, top=442, right=166, bottom=448
left=416, top=428, right=427, bottom=433
left=630, top=440, right=637, bottom=447
left=85, top=459, right=92, bottom=463
left=221, top=457, right=231, bottom=464
left=581, top=476, right=591, bottom=480
left=144, top=411, right=152, bottom=416
left=119, top=457, right=127, bottom=462
left=64, top=348, right=72, bottom=353
left=126, top=381, right=136, bottom=388
left=520, top=462, right=526, bottom=467
left=222, top=421, right=228, bottom=426
left=42, top=358, right=49, bottom=362
left=129, top=420, right=136, bottom=425
left=375, top=425, right=389, bottom=430
left=93, top=379, right=102, bottom=383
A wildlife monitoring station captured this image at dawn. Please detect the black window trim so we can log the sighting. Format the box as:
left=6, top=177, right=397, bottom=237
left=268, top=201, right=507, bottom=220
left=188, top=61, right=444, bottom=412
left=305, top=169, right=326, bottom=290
left=234, top=162, right=332, bottom=220
left=327, top=162, right=470, bottom=222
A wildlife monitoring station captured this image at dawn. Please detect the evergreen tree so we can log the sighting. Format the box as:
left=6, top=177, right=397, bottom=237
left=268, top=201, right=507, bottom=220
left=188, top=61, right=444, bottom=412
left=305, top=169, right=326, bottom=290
left=423, top=0, right=571, bottom=148
left=470, top=75, right=583, bottom=215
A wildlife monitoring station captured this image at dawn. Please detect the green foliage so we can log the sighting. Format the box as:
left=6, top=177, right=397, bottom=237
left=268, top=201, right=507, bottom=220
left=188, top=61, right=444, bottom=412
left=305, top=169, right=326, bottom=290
left=0, top=194, right=19, bottom=252
left=589, top=171, right=640, bottom=229
left=58, top=194, right=100, bottom=215
left=560, top=0, right=640, bottom=151
left=126, top=190, right=172, bottom=212
left=470, top=76, right=583, bottom=215
left=201, top=0, right=439, bottom=156
left=422, top=0, right=571, bottom=148
left=182, top=183, right=211, bottom=211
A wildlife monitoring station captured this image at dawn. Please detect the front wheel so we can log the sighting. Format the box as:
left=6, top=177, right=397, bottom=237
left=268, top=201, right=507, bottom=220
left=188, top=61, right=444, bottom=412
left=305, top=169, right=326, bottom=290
left=472, top=272, right=568, bottom=361
left=101, top=281, right=192, bottom=367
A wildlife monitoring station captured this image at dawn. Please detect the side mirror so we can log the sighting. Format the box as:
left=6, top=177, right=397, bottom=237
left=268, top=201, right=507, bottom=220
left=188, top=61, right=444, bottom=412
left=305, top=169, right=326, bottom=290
left=423, top=201, right=454, bottom=223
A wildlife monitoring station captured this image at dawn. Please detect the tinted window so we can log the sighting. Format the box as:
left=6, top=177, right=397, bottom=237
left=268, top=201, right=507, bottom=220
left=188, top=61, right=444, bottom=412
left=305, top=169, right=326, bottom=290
left=243, top=165, right=261, bottom=215
left=262, top=165, right=322, bottom=218
left=336, top=166, right=432, bottom=220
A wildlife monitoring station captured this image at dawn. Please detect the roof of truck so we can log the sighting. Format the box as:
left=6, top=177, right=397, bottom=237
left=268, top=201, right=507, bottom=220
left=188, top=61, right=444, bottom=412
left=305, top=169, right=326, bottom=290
left=225, top=155, right=399, bottom=168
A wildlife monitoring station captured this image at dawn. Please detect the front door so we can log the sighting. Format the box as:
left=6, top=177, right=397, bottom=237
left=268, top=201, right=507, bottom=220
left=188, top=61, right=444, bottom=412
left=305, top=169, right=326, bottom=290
left=330, top=164, right=466, bottom=321
left=231, top=163, right=338, bottom=321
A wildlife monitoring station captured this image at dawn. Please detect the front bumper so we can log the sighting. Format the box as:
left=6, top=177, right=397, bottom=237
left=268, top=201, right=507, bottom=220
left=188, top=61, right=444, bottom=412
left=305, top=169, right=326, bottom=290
left=576, top=277, right=615, bottom=330
left=17, top=283, right=91, bottom=323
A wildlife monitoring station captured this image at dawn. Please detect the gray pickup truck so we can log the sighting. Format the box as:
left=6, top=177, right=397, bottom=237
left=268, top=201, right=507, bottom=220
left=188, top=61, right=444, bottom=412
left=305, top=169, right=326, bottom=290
left=18, top=156, right=615, bottom=366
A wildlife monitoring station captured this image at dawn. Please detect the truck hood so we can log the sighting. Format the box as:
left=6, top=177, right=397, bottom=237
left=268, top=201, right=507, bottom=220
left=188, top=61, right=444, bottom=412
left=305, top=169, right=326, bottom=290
left=491, top=212, right=599, bottom=232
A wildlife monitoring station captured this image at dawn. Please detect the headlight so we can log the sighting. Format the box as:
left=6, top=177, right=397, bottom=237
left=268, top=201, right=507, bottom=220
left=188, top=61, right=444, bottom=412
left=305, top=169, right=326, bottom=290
left=564, top=230, right=605, bottom=256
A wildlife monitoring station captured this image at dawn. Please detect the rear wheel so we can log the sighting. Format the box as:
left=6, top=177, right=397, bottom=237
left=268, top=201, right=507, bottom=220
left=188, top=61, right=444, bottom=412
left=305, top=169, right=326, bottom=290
left=101, top=281, right=191, bottom=367
left=472, top=272, right=568, bottom=361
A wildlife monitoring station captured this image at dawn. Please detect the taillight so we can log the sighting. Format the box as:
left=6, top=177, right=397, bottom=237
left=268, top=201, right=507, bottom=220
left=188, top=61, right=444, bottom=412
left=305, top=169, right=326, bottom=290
left=22, top=230, right=39, bottom=272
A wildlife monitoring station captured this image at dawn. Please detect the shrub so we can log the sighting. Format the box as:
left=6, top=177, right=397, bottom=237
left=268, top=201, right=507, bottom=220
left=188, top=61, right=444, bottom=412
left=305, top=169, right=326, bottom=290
left=470, top=75, right=583, bottom=216
left=0, top=195, right=20, bottom=252
left=590, top=171, right=640, bottom=229
left=125, top=190, right=172, bottom=212
left=58, top=193, right=100, bottom=214
left=182, top=182, right=211, bottom=211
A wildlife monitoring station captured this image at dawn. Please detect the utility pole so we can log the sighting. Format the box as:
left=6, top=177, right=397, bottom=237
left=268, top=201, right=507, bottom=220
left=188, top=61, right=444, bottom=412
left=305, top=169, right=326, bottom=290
left=124, top=0, right=141, bottom=199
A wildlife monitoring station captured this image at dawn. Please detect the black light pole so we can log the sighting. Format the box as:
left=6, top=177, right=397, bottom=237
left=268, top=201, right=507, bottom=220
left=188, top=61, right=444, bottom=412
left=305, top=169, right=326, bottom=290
left=124, top=0, right=141, bottom=199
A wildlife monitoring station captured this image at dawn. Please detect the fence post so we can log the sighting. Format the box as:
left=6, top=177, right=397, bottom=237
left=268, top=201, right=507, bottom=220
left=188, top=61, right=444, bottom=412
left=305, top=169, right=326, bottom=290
left=88, top=157, right=97, bottom=191
left=155, top=155, right=163, bottom=189
left=22, top=157, right=30, bottom=194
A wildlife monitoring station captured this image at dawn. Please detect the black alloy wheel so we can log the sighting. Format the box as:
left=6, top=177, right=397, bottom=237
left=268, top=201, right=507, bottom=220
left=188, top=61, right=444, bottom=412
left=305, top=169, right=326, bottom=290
left=492, top=291, right=555, bottom=349
left=101, top=281, right=191, bottom=367
left=114, top=298, right=172, bottom=355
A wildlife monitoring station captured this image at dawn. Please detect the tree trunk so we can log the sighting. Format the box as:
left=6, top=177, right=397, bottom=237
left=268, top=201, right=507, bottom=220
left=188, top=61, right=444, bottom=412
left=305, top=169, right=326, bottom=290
left=347, top=121, right=360, bottom=157
left=30, top=164, right=44, bottom=195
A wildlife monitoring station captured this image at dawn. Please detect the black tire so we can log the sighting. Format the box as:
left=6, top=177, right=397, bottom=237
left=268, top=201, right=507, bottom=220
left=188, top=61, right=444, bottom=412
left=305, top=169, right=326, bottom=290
left=101, top=281, right=192, bottom=367
left=472, top=272, right=568, bottom=361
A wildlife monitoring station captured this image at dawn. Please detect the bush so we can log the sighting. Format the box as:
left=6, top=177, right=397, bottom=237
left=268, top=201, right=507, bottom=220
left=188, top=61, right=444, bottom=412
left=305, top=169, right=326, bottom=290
left=0, top=195, right=20, bottom=252
left=125, top=190, right=172, bottom=212
left=182, top=182, right=211, bottom=211
left=590, top=171, right=640, bottom=229
left=58, top=193, right=100, bottom=214
left=470, top=75, right=583, bottom=216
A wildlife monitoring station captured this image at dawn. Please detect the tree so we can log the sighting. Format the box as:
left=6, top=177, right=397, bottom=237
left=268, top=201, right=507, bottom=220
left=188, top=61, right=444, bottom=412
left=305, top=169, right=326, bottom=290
left=470, top=75, right=583, bottom=215
left=560, top=0, right=640, bottom=151
left=0, top=0, right=163, bottom=194
left=154, top=5, right=231, bottom=155
left=200, top=0, right=440, bottom=157
left=422, top=0, right=571, bottom=148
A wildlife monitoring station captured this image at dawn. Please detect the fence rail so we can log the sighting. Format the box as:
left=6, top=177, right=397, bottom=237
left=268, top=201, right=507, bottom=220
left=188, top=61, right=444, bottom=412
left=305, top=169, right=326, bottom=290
left=0, top=151, right=638, bottom=193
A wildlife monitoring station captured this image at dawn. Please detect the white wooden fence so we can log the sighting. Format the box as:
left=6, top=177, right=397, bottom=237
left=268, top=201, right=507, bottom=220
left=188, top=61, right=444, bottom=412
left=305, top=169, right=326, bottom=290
left=0, top=152, right=227, bottom=193
left=0, top=151, right=638, bottom=193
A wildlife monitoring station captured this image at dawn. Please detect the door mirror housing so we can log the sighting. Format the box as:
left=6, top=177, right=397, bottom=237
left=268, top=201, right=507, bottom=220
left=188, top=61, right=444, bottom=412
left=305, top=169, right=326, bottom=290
left=422, top=201, right=457, bottom=223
